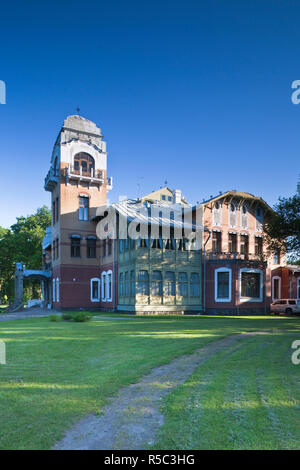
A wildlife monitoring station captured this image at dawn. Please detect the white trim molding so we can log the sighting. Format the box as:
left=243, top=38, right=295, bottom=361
left=56, top=278, right=59, bottom=303
left=239, top=268, right=263, bottom=302
left=214, top=267, right=232, bottom=302
left=272, top=276, right=281, bottom=302
left=106, top=270, right=113, bottom=302
left=90, top=277, right=100, bottom=302
left=52, top=278, right=56, bottom=303
left=101, top=272, right=107, bottom=301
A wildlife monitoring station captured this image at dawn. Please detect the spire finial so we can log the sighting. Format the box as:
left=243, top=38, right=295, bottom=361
left=76, top=107, right=80, bottom=115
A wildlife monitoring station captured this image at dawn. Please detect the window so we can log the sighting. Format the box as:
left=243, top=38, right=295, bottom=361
left=119, top=240, right=124, bottom=252
left=168, top=196, right=172, bottom=201
left=151, top=271, right=162, bottom=296
left=255, top=236, right=263, bottom=256
left=212, top=202, right=222, bottom=226
left=71, top=236, right=81, bottom=257
left=137, top=270, right=149, bottom=295
left=101, top=272, right=107, bottom=300
left=272, top=276, right=281, bottom=301
left=79, top=196, right=89, bottom=221
left=212, top=231, right=222, bottom=252
left=240, top=269, right=262, bottom=300
left=130, top=271, right=135, bottom=296
left=87, top=238, right=96, bottom=258
left=52, top=278, right=55, bottom=302
left=107, top=271, right=112, bottom=301
left=228, top=233, right=237, bottom=253
left=273, top=250, right=280, bottom=265
left=241, top=205, right=248, bottom=229
left=215, top=268, right=231, bottom=302
left=119, top=273, right=124, bottom=296
left=178, top=272, right=188, bottom=297
left=124, top=272, right=129, bottom=296
left=161, top=195, right=166, bottom=201
left=108, top=239, right=112, bottom=255
left=74, top=152, right=95, bottom=176
left=90, top=278, right=100, bottom=302
left=190, top=273, right=200, bottom=297
left=164, top=271, right=175, bottom=296
left=240, top=234, right=249, bottom=255
left=228, top=203, right=237, bottom=228
left=255, top=206, right=264, bottom=232
left=56, top=278, right=59, bottom=302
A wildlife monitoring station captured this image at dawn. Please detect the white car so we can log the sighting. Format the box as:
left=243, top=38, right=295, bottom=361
left=271, top=299, right=300, bottom=315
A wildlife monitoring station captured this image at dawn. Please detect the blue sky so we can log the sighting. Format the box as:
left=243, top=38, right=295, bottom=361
left=0, top=0, right=299, bottom=227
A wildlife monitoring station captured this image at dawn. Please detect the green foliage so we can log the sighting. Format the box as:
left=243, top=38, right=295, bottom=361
left=71, top=312, right=92, bottom=322
left=62, top=312, right=73, bottom=321
left=0, top=206, right=51, bottom=302
left=49, top=314, right=61, bottom=322
left=264, top=193, right=300, bottom=257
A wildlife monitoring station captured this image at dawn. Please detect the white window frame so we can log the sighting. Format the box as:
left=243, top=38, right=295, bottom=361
left=106, top=270, right=113, bottom=302
left=214, top=267, right=232, bottom=302
left=56, top=278, right=59, bottom=303
left=90, top=277, right=100, bottom=302
left=239, top=268, right=263, bottom=302
left=52, top=278, right=55, bottom=303
left=101, top=272, right=107, bottom=301
left=272, top=276, right=281, bottom=302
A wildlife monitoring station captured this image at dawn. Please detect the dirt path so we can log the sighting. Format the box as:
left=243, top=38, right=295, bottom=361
left=54, top=331, right=263, bottom=450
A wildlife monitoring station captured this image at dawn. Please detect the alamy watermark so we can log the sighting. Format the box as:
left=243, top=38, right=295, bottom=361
left=0, top=80, right=6, bottom=104
left=0, top=340, right=6, bottom=365
left=291, top=340, right=300, bottom=365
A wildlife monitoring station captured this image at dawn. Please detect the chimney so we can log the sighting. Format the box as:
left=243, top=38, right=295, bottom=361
left=172, top=189, right=182, bottom=204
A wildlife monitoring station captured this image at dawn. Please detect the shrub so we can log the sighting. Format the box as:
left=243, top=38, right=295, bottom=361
left=49, top=314, right=60, bottom=322
left=72, top=312, right=91, bottom=322
left=62, top=312, right=73, bottom=321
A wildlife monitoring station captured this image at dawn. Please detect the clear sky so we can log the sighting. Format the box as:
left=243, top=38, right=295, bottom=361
left=0, top=0, right=299, bottom=227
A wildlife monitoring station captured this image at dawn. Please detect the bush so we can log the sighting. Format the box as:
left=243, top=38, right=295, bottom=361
left=72, top=312, right=91, bottom=322
left=49, top=314, right=60, bottom=322
left=62, top=312, right=73, bottom=321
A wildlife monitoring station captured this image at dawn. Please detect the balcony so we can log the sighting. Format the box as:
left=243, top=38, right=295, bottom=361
left=44, top=168, right=59, bottom=192
left=207, top=251, right=265, bottom=262
left=64, top=165, right=105, bottom=186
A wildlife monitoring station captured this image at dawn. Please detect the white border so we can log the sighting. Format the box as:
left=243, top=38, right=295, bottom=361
left=272, top=276, right=281, bottom=302
left=214, top=267, right=232, bottom=302
left=101, top=272, right=107, bottom=301
left=90, top=277, right=100, bottom=302
left=239, top=268, right=263, bottom=302
left=106, top=270, right=113, bottom=302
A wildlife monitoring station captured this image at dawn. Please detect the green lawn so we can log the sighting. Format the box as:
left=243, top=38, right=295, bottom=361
left=0, top=314, right=299, bottom=449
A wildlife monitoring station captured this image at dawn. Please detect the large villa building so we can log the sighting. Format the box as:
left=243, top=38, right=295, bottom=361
left=34, top=115, right=300, bottom=314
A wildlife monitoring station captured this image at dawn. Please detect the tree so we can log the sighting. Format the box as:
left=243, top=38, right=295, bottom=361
left=264, top=193, right=300, bottom=260
left=0, top=206, right=51, bottom=302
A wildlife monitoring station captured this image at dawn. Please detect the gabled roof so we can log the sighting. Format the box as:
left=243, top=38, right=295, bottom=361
left=200, top=190, right=274, bottom=212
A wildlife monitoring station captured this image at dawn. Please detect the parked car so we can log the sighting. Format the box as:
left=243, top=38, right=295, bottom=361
left=270, top=299, right=300, bottom=315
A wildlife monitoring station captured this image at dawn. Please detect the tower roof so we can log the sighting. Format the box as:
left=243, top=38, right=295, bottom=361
left=62, top=115, right=103, bottom=137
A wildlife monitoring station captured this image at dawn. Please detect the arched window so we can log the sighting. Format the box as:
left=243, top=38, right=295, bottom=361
left=212, top=202, right=222, bottom=226
left=90, top=278, right=100, bottom=302
left=74, top=153, right=95, bottom=176
left=178, top=272, right=188, bottom=297
left=228, top=203, right=237, bottom=228
left=137, top=270, right=149, bottom=295
left=151, top=271, right=162, bottom=296
left=240, top=204, right=248, bottom=229
left=164, top=271, right=175, bottom=296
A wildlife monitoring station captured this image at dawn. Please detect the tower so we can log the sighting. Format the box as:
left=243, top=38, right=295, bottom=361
left=44, top=115, right=112, bottom=308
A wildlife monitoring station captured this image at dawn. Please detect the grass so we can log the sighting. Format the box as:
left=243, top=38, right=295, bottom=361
left=0, top=314, right=299, bottom=449
left=152, top=329, right=300, bottom=450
